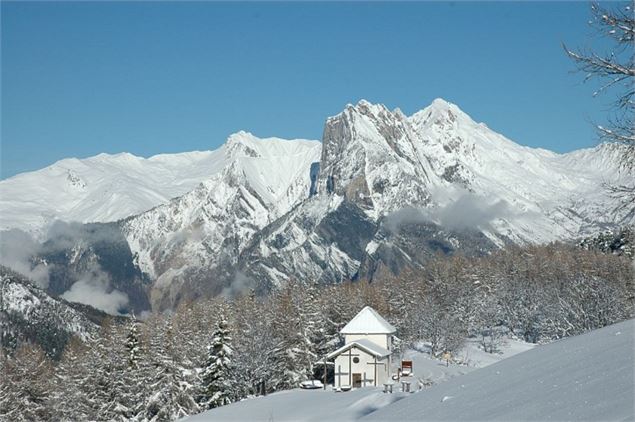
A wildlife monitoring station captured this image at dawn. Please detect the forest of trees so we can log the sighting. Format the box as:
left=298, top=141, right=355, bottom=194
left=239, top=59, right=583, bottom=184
left=1, top=242, right=633, bottom=421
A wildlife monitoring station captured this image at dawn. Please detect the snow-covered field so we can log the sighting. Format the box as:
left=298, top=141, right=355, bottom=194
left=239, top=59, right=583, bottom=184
left=367, top=319, right=634, bottom=421
left=185, top=336, right=534, bottom=422
left=186, top=321, right=633, bottom=421
left=186, top=387, right=407, bottom=422
left=396, top=336, right=535, bottom=386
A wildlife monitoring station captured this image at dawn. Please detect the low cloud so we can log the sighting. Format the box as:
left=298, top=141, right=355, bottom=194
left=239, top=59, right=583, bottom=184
left=384, top=190, right=511, bottom=232
left=0, top=229, right=50, bottom=288
left=383, top=207, right=431, bottom=233
left=61, top=264, right=129, bottom=315
left=1, top=221, right=131, bottom=315
left=221, top=270, right=254, bottom=298
left=45, top=220, right=124, bottom=249
left=435, top=194, right=510, bottom=230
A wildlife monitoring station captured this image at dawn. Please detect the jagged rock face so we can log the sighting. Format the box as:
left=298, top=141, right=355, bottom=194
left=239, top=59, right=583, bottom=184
left=229, top=99, right=634, bottom=296
left=234, top=195, right=378, bottom=292
left=356, top=220, right=498, bottom=282
left=318, top=101, right=435, bottom=216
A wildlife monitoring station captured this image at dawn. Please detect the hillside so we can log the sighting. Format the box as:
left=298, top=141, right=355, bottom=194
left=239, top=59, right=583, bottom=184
left=185, top=337, right=534, bottom=422
left=0, top=266, right=99, bottom=359
left=185, top=320, right=634, bottom=422
left=365, top=319, right=634, bottom=421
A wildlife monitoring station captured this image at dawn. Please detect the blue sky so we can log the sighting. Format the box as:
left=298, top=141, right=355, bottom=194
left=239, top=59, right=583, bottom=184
left=1, top=1, right=618, bottom=179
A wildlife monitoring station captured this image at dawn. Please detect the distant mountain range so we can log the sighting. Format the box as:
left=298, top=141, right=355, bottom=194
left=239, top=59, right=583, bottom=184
left=1, top=99, right=632, bottom=312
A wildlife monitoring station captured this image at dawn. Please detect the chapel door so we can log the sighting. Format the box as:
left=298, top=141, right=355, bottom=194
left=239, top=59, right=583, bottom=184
left=352, top=373, right=362, bottom=388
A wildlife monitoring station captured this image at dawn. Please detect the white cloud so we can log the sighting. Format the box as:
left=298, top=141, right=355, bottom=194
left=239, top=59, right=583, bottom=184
left=61, top=266, right=129, bottom=315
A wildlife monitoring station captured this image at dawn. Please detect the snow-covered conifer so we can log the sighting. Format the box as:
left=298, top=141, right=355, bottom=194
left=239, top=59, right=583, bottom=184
left=126, top=316, right=141, bottom=368
left=201, top=315, right=234, bottom=409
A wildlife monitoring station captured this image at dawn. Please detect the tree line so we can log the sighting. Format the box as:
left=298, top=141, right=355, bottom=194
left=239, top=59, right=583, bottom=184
left=1, top=242, right=632, bottom=421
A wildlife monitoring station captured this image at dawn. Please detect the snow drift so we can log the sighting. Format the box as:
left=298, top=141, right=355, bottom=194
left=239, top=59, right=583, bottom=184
left=364, top=319, right=635, bottom=421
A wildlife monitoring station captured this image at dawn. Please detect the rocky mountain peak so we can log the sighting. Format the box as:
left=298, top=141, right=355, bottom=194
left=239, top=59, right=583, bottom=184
left=317, top=100, right=436, bottom=215
left=225, top=131, right=262, bottom=159
left=409, top=98, right=476, bottom=133
left=347, top=99, right=391, bottom=117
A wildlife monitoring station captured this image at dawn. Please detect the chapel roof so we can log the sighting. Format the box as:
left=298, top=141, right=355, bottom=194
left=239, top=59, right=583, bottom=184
left=340, top=306, right=396, bottom=335
left=326, top=338, right=391, bottom=359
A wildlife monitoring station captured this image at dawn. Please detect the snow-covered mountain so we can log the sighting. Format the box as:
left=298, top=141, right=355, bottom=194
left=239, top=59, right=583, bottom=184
left=121, top=132, right=321, bottom=308
left=408, top=99, right=633, bottom=242
left=228, top=99, right=633, bottom=293
left=1, top=99, right=632, bottom=310
left=0, top=145, right=228, bottom=239
left=317, top=98, right=631, bottom=243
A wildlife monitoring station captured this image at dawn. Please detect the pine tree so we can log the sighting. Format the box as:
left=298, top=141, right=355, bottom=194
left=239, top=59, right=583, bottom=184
left=141, top=316, right=200, bottom=421
left=92, top=320, right=137, bottom=421
left=201, top=315, right=234, bottom=409
left=301, top=281, right=330, bottom=360
left=126, top=316, right=141, bottom=369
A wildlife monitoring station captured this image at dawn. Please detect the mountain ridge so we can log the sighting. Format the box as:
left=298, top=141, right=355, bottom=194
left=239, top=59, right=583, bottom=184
left=1, top=98, right=632, bottom=310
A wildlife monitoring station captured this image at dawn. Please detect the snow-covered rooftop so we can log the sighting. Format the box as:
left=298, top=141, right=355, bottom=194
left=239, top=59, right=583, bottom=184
left=340, top=306, right=396, bottom=335
left=326, top=338, right=391, bottom=359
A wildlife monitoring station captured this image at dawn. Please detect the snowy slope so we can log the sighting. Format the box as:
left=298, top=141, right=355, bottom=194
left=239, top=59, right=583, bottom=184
left=0, top=266, right=99, bottom=359
left=0, top=148, right=227, bottom=239
left=365, top=319, right=635, bottom=421
left=186, top=387, right=408, bottom=422
left=121, top=132, right=321, bottom=308
left=409, top=99, right=633, bottom=243
left=188, top=321, right=634, bottom=421
left=399, top=336, right=535, bottom=385
left=185, top=337, right=534, bottom=422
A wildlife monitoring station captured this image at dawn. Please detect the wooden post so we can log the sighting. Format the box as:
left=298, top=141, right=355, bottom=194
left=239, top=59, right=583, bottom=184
left=374, top=356, right=377, bottom=386
left=334, top=365, right=349, bottom=388
left=367, top=358, right=386, bottom=386
left=323, top=355, right=327, bottom=390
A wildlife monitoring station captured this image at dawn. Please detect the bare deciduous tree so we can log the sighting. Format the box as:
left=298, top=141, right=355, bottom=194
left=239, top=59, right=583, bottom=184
left=564, top=2, right=635, bottom=205
left=564, top=2, right=634, bottom=145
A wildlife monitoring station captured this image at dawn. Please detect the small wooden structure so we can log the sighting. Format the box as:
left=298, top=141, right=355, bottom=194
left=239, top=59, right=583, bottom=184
left=401, top=360, right=413, bottom=376
left=383, top=382, right=394, bottom=393
left=401, top=381, right=411, bottom=393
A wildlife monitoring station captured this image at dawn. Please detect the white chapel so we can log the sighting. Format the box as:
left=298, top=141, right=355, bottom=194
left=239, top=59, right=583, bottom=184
left=326, top=306, right=396, bottom=389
